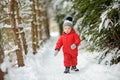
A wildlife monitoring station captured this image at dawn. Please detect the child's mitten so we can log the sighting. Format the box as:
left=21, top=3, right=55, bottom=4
left=71, top=44, right=76, bottom=50
left=54, top=49, right=59, bottom=56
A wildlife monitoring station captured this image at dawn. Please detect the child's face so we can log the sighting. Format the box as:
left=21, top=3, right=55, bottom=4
left=63, top=26, right=72, bottom=34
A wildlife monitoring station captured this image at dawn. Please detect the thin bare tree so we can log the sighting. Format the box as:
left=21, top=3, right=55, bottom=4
left=9, top=0, right=24, bottom=67
left=41, top=1, right=50, bottom=40
left=36, top=0, right=43, bottom=43
left=31, top=0, right=40, bottom=54
left=0, top=30, right=4, bottom=80
left=16, top=1, right=28, bottom=55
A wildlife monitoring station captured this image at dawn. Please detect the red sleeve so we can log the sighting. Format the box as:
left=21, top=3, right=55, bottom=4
left=74, top=33, right=81, bottom=46
left=55, top=36, right=63, bottom=51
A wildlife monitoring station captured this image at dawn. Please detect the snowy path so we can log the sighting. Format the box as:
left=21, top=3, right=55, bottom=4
left=5, top=37, right=120, bottom=80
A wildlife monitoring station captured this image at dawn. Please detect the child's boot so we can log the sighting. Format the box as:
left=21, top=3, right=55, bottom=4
left=71, top=66, right=79, bottom=71
left=64, top=67, right=70, bottom=73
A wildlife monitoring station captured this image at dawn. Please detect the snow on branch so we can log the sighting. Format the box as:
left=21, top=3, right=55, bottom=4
left=99, top=1, right=120, bottom=33
left=99, top=9, right=111, bottom=33
left=4, top=45, right=19, bottom=55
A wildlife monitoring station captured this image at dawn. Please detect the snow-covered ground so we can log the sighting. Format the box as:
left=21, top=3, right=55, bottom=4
left=4, top=34, right=120, bottom=80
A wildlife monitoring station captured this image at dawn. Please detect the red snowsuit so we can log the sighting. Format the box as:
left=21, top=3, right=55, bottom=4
left=55, top=29, right=80, bottom=67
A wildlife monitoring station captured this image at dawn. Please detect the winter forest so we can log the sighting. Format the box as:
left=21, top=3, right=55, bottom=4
left=0, top=0, right=120, bottom=80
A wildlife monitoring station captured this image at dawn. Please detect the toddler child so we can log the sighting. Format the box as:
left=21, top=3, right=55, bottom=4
left=54, top=16, right=80, bottom=73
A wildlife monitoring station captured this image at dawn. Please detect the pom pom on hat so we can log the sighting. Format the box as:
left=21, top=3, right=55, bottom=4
left=63, top=16, right=73, bottom=28
left=66, top=16, right=73, bottom=21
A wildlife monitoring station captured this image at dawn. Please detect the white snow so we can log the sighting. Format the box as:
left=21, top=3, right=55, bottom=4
left=98, top=1, right=119, bottom=33
left=112, top=2, right=119, bottom=9
left=1, top=0, right=120, bottom=79
left=4, top=35, right=120, bottom=80
left=99, top=9, right=110, bottom=32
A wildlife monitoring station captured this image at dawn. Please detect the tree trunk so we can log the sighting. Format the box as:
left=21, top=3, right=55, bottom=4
left=40, top=1, right=50, bottom=41
left=9, top=0, right=24, bottom=67
left=16, top=1, right=28, bottom=55
left=36, top=0, right=43, bottom=42
left=45, top=0, right=50, bottom=39
left=31, top=21, right=37, bottom=54
left=44, top=9, right=50, bottom=39
left=31, top=0, right=39, bottom=54
left=0, top=30, right=4, bottom=80
left=42, top=9, right=50, bottom=40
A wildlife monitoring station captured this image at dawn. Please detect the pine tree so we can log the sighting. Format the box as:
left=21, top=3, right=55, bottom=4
left=72, top=0, right=120, bottom=64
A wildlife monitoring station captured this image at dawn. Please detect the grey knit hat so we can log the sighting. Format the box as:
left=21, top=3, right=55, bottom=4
left=63, top=20, right=73, bottom=28
left=63, top=16, right=73, bottom=28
